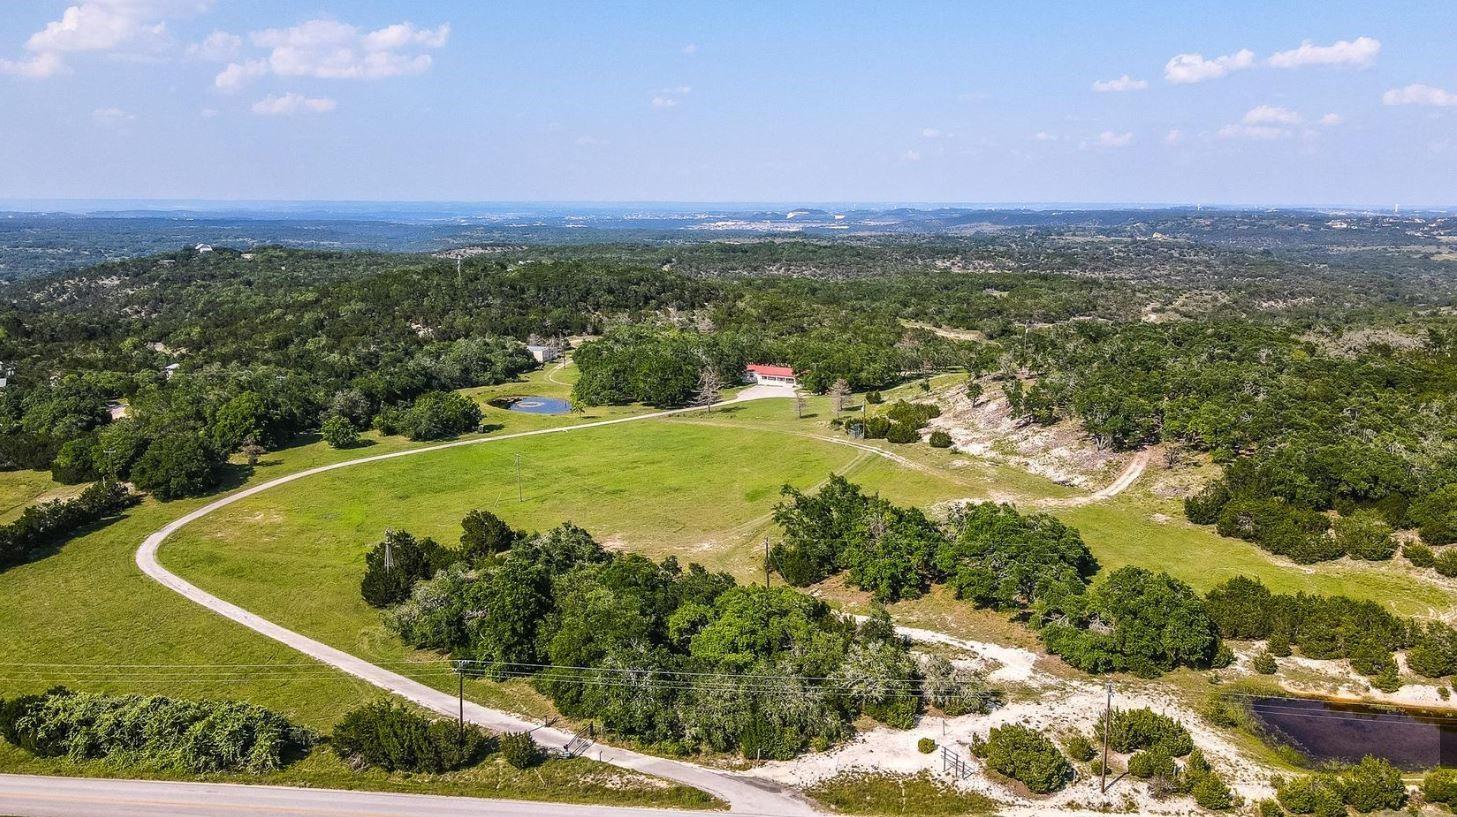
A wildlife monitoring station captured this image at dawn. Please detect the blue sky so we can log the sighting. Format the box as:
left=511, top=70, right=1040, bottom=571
left=1, top=1, right=1454, bottom=206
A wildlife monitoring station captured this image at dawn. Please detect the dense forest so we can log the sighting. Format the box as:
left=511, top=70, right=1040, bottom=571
left=6, top=225, right=1457, bottom=574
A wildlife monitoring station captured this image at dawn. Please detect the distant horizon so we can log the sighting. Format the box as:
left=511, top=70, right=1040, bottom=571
left=1, top=198, right=1449, bottom=216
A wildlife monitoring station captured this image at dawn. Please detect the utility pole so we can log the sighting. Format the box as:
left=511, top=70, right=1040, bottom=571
left=1100, top=681, right=1113, bottom=794
left=383, top=538, right=394, bottom=572
left=515, top=452, right=523, bottom=502
left=763, top=538, right=771, bottom=589
left=456, top=660, right=465, bottom=745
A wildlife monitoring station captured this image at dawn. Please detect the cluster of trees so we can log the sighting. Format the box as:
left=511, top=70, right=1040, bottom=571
left=362, top=512, right=997, bottom=759
left=1273, top=757, right=1406, bottom=815
left=571, top=322, right=980, bottom=408
left=854, top=399, right=943, bottom=444
left=0, top=480, right=136, bottom=570
left=331, top=701, right=495, bottom=773
left=1036, top=566, right=1225, bottom=677
left=1203, top=576, right=1426, bottom=689
left=0, top=687, right=314, bottom=774
left=770, top=477, right=1221, bottom=677
left=374, top=391, right=483, bottom=441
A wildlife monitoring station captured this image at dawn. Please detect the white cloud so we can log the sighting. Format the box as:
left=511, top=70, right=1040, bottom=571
left=1319, top=112, right=1343, bottom=126
left=91, top=105, right=134, bottom=124
left=650, top=85, right=691, bottom=108
left=1090, top=130, right=1133, bottom=148
left=243, top=18, right=449, bottom=83
left=2, top=0, right=208, bottom=78
left=901, top=149, right=922, bottom=161
left=0, top=51, right=67, bottom=78
left=681, top=43, right=698, bottom=56
left=574, top=135, right=606, bottom=146
left=1091, top=74, right=1148, bottom=92
left=199, top=106, right=218, bottom=118
left=1268, top=37, right=1380, bottom=69
left=1383, top=83, right=1457, bottom=107
left=251, top=91, right=336, bottom=115
left=1032, top=131, right=1057, bottom=142
left=1164, top=48, right=1255, bottom=84
left=188, top=30, right=240, bottom=61
left=1218, top=123, right=1289, bottom=140
left=213, top=58, right=266, bottom=91
left=921, top=127, right=949, bottom=138
left=1243, top=105, right=1302, bottom=126
left=1164, top=129, right=1184, bottom=145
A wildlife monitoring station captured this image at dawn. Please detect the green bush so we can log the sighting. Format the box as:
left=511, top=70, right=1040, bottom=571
left=360, top=529, right=451, bottom=607
left=50, top=436, right=99, bottom=484
left=500, top=731, right=544, bottom=769
left=1184, top=480, right=1231, bottom=525
left=1277, top=775, right=1344, bottom=817
left=1106, top=708, right=1193, bottom=756
left=983, top=724, right=1073, bottom=794
left=865, top=390, right=883, bottom=404
left=1255, top=798, right=1283, bottom=817
left=1063, top=733, right=1096, bottom=762
left=1406, top=542, right=1436, bottom=568
left=885, top=423, right=919, bottom=444
left=331, top=701, right=492, bottom=773
left=459, top=509, right=519, bottom=559
left=1252, top=650, right=1278, bottom=674
left=0, top=687, right=312, bottom=774
left=320, top=414, right=360, bottom=449
left=1423, top=767, right=1457, bottom=807
left=1414, top=624, right=1457, bottom=679
left=1332, top=510, right=1395, bottom=561
left=1411, top=484, right=1457, bottom=545
left=1192, top=773, right=1235, bottom=810
left=379, top=391, right=482, bottom=441
left=1338, top=756, right=1405, bottom=813
left=928, top=430, right=953, bottom=448
left=1127, top=746, right=1175, bottom=779
left=885, top=400, right=941, bottom=429
left=130, top=432, right=221, bottom=500
left=862, top=416, right=891, bottom=439
left=917, top=737, right=936, bottom=754
left=1436, top=549, right=1457, bottom=578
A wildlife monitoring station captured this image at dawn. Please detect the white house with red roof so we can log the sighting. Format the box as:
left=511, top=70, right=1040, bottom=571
left=745, top=363, right=797, bottom=386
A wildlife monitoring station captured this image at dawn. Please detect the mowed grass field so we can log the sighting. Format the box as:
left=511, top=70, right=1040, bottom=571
left=160, top=413, right=995, bottom=657
left=0, top=387, right=722, bottom=807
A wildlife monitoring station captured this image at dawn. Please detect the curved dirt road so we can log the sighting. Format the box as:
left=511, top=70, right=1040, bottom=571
left=136, top=391, right=815, bottom=816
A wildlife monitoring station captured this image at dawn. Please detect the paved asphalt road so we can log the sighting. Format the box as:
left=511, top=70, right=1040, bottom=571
left=0, top=774, right=754, bottom=817
left=133, top=385, right=816, bottom=817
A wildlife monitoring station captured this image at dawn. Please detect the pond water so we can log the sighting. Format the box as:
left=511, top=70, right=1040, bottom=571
left=1249, top=695, right=1457, bottom=769
left=493, top=395, right=572, bottom=415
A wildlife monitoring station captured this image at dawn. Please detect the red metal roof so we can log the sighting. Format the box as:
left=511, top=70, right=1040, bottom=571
left=747, top=363, right=795, bottom=378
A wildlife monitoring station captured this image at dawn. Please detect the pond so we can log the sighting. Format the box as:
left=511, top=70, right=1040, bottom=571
left=492, top=395, right=572, bottom=415
left=1248, top=695, right=1457, bottom=769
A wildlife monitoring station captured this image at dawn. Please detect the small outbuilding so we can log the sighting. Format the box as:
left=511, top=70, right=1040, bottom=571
left=527, top=344, right=561, bottom=364
left=745, top=363, right=796, bottom=386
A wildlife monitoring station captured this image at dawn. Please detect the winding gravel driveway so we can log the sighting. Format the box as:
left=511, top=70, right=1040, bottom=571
left=136, top=388, right=815, bottom=816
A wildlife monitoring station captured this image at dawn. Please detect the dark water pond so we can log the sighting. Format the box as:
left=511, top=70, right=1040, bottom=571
left=1249, top=696, right=1457, bottom=769
left=492, top=395, right=572, bottom=415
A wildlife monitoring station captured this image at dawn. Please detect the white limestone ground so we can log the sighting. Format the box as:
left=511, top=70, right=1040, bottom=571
left=747, top=629, right=1278, bottom=814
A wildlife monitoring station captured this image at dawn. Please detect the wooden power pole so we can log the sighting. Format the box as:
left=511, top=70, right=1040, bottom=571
left=1100, top=681, right=1113, bottom=793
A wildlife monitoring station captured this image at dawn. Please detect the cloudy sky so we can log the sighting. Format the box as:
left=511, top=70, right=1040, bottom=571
left=1, top=1, right=1454, bottom=205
